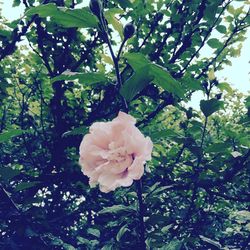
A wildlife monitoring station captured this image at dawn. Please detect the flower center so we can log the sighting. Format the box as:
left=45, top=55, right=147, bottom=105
left=107, top=142, right=133, bottom=165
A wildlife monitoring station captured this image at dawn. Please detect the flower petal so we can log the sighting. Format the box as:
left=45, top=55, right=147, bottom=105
left=127, top=157, right=145, bottom=180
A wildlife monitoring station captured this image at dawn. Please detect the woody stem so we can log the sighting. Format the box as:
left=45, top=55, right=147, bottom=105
left=136, top=179, right=146, bottom=249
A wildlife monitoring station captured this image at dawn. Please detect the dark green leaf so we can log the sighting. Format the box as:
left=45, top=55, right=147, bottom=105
left=87, top=228, right=100, bottom=238
left=121, top=53, right=184, bottom=100
left=15, top=181, right=40, bottom=191
left=161, top=239, right=182, bottom=250
left=150, top=64, right=185, bottom=98
left=116, top=224, right=129, bottom=241
left=146, top=185, right=174, bottom=201
left=216, top=25, right=227, bottom=34
left=199, top=235, right=222, bottom=248
left=207, top=38, right=223, bottom=49
left=99, top=205, right=136, bottom=215
left=150, top=129, right=184, bottom=142
left=0, top=30, right=12, bottom=39
left=124, top=53, right=151, bottom=71
left=26, top=4, right=98, bottom=28
left=0, top=129, right=25, bottom=143
left=200, top=99, right=224, bottom=117
left=62, top=126, right=89, bottom=137
left=205, top=142, right=230, bottom=153
left=120, top=65, right=153, bottom=101
left=12, top=0, right=21, bottom=7
left=116, top=0, right=133, bottom=9
left=0, top=167, right=20, bottom=181
left=181, top=73, right=203, bottom=91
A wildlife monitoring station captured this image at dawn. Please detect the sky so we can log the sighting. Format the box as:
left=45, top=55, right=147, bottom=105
left=1, top=0, right=249, bottom=109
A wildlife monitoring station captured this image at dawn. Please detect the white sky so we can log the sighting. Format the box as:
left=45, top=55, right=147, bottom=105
left=1, top=0, right=249, bottom=109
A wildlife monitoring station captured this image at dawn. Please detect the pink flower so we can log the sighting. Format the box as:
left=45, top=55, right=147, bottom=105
left=79, top=112, right=153, bottom=193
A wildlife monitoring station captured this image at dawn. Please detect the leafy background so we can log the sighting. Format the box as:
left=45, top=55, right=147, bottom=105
left=0, top=0, right=250, bottom=249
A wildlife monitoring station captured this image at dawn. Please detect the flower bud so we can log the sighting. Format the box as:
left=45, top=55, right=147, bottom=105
left=89, top=0, right=102, bottom=17
left=123, top=23, right=135, bottom=40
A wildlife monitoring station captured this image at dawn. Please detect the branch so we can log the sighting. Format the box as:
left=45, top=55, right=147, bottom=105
left=0, top=0, right=49, bottom=61
left=207, top=190, right=250, bottom=202
left=35, top=18, right=54, bottom=76
left=0, top=183, right=20, bottom=213
left=98, top=12, right=128, bottom=111
left=135, top=180, right=146, bottom=250
left=196, top=7, right=250, bottom=79
left=138, top=12, right=164, bottom=51
left=71, top=33, right=100, bottom=71
left=197, top=149, right=250, bottom=189
left=169, top=0, right=209, bottom=64
left=177, top=0, right=232, bottom=77
left=136, top=96, right=174, bottom=127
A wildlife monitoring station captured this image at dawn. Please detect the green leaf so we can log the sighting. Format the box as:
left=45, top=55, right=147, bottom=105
left=116, top=224, right=129, bottom=241
left=181, top=73, right=203, bottom=91
left=101, top=244, right=115, bottom=250
left=101, top=54, right=113, bottom=65
left=121, top=53, right=184, bottom=101
left=225, top=16, right=234, bottom=23
left=116, top=0, right=133, bottom=9
left=12, top=0, right=21, bottom=7
left=161, top=239, right=182, bottom=250
left=205, top=142, right=230, bottom=153
left=98, top=205, right=136, bottom=215
left=216, top=25, right=227, bottom=34
left=227, top=5, right=236, bottom=15
left=0, top=129, right=25, bottom=143
left=15, top=181, right=40, bottom=191
left=231, top=210, right=250, bottom=222
left=0, top=167, right=20, bottom=181
left=161, top=224, right=173, bottom=234
left=51, top=71, right=107, bottom=85
left=204, top=4, right=217, bottom=20
left=146, top=184, right=174, bottom=201
left=207, top=38, right=223, bottom=49
left=62, top=126, right=88, bottom=137
left=217, top=82, right=233, bottom=94
left=245, top=96, right=250, bottom=108
left=120, top=65, right=153, bottom=102
left=150, top=129, right=184, bottom=142
left=105, top=8, right=124, bottom=39
left=26, top=4, right=98, bottom=28
left=200, top=99, right=224, bottom=117
left=77, top=237, right=98, bottom=247
left=63, top=244, right=76, bottom=250
left=199, top=235, right=222, bottom=248
left=124, top=53, right=151, bottom=71
left=147, top=214, right=169, bottom=226
left=150, top=64, right=185, bottom=98
left=87, top=228, right=100, bottom=238
left=0, top=30, right=12, bottom=39
left=238, top=135, right=250, bottom=147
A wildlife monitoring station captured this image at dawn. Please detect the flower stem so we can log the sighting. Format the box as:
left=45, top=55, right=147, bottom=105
left=98, top=13, right=128, bottom=112
left=136, top=179, right=146, bottom=249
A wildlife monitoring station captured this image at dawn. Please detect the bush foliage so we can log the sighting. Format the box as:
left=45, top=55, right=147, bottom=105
left=0, top=0, right=250, bottom=249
